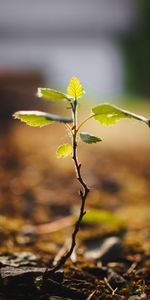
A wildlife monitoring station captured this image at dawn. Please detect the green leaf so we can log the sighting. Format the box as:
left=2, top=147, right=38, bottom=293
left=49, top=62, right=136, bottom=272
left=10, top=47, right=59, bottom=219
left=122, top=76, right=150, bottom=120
left=92, top=103, right=150, bottom=127
left=37, top=88, right=71, bottom=101
left=67, top=77, right=85, bottom=99
left=56, top=144, right=73, bottom=158
left=80, top=132, right=102, bottom=144
left=82, top=209, right=124, bottom=227
left=13, top=111, right=72, bottom=127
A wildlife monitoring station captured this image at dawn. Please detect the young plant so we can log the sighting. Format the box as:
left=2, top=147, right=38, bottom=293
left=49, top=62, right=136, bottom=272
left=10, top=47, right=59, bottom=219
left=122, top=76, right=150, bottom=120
left=13, top=77, right=150, bottom=272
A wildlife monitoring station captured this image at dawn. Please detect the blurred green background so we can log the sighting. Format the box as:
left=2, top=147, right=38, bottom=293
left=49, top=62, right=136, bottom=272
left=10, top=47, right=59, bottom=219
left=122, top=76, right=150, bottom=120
left=122, top=0, right=150, bottom=97
left=0, top=0, right=150, bottom=125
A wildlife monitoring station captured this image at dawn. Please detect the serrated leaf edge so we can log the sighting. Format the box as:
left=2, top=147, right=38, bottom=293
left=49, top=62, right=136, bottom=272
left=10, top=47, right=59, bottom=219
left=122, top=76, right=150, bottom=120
left=37, top=88, right=72, bottom=101
left=80, top=132, right=102, bottom=144
left=56, top=144, right=73, bottom=159
left=13, top=110, right=73, bottom=124
left=92, top=103, right=150, bottom=127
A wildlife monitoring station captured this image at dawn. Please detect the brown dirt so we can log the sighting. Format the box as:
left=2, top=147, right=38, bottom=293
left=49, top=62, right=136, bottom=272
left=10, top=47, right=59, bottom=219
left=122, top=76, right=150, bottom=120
left=0, top=122, right=149, bottom=299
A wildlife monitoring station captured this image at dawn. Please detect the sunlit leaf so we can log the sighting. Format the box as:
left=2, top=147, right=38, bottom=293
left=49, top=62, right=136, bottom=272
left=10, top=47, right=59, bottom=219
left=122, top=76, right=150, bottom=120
left=56, top=144, right=73, bottom=158
left=82, top=209, right=124, bottom=226
left=67, top=77, right=84, bottom=99
left=13, top=111, right=72, bottom=127
left=37, top=88, right=71, bottom=101
left=92, top=103, right=150, bottom=127
left=80, top=132, right=102, bottom=144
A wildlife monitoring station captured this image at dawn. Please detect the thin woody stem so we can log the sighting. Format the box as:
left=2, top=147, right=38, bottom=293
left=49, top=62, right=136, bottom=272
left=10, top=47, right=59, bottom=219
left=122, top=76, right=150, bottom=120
left=51, top=99, right=90, bottom=272
left=77, top=114, right=94, bottom=133
left=65, top=123, right=73, bottom=136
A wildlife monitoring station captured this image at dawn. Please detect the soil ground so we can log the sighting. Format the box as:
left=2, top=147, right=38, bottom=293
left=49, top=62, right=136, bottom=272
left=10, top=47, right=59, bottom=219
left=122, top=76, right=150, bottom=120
left=0, top=115, right=150, bottom=299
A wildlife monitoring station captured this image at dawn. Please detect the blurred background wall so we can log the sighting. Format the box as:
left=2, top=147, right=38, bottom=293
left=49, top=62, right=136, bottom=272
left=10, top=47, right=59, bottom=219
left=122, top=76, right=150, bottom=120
left=0, top=0, right=149, bottom=122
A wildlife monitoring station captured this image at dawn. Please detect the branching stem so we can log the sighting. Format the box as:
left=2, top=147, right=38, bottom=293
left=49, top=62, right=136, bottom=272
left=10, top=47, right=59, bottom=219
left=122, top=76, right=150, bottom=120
left=52, top=99, right=90, bottom=272
left=77, top=115, right=94, bottom=132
